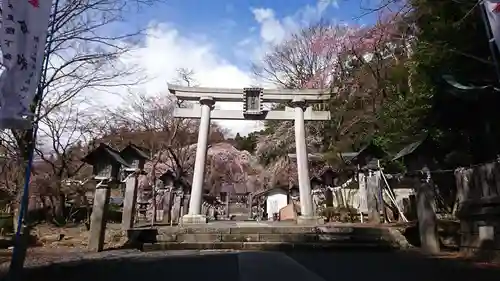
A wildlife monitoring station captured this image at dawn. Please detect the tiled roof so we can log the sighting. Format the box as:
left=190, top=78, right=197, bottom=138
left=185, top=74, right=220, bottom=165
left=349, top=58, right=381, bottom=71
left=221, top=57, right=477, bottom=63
left=120, top=143, right=149, bottom=160
left=82, top=143, right=130, bottom=167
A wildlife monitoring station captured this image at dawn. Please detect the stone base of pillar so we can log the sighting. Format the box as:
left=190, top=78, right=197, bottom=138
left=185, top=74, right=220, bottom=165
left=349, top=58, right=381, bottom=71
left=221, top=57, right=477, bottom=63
left=296, top=216, right=325, bottom=225
left=181, top=214, right=208, bottom=225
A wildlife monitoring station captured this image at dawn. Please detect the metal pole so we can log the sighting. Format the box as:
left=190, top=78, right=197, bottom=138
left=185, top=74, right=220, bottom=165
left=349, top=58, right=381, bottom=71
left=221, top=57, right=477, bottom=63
left=8, top=0, right=61, bottom=278
left=479, top=0, right=500, bottom=82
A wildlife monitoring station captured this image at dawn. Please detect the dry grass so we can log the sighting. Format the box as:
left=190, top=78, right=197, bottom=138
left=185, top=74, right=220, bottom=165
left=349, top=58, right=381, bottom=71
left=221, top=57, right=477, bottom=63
left=0, top=222, right=128, bottom=268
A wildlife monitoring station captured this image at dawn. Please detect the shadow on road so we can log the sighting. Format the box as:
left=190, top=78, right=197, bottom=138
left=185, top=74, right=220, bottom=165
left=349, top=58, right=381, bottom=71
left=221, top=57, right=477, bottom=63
left=286, top=250, right=500, bottom=281
left=2, top=250, right=500, bottom=281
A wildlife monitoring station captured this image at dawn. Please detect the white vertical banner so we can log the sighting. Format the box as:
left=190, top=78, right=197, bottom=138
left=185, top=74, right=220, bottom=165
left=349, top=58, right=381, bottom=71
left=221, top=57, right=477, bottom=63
left=0, top=0, right=52, bottom=129
left=484, top=0, right=500, bottom=54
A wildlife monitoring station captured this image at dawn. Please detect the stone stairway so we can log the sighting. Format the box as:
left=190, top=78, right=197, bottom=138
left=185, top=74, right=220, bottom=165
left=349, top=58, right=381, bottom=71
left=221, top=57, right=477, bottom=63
left=129, top=223, right=411, bottom=252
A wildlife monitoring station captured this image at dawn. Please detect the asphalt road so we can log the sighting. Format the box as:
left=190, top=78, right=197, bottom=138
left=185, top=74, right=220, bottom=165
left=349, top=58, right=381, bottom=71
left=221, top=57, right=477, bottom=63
left=5, top=250, right=500, bottom=281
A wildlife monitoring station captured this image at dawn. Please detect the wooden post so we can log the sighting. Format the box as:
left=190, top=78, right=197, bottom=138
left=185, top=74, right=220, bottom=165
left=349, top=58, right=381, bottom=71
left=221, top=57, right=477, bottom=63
left=416, top=167, right=440, bottom=254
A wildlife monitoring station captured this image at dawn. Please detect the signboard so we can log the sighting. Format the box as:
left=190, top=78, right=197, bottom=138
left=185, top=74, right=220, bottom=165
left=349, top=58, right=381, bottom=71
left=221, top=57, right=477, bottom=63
left=243, top=87, right=263, bottom=115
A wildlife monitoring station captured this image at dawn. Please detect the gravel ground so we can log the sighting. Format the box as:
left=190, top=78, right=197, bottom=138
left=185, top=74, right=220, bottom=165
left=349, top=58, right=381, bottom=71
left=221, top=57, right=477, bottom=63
left=0, top=248, right=238, bottom=270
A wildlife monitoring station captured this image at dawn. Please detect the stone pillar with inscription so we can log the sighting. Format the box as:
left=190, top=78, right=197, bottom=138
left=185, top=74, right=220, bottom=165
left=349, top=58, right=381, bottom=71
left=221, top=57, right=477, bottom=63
left=160, top=175, right=175, bottom=224
left=358, top=171, right=368, bottom=213
left=208, top=205, right=215, bottom=219
left=170, top=192, right=182, bottom=224
left=366, top=170, right=381, bottom=223
left=247, top=193, right=253, bottom=220
left=122, top=173, right=138, bottom=230
left=88, top=183, right=111, bottom=252
left=201, top=202, right=207, bottom=216
left=416, top=168, right=440, bottom=254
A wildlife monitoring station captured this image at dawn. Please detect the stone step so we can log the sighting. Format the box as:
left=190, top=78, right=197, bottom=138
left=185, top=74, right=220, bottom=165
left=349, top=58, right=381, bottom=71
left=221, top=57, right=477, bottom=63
left=153, top=225, right=394, bottom=235
left=155, top=233, right=391, bottom=244
left=155, top=226, right=358, bottom=235
left=128, top=225, right=412, bottom=250
left=142, top=241, right=396, bottom=252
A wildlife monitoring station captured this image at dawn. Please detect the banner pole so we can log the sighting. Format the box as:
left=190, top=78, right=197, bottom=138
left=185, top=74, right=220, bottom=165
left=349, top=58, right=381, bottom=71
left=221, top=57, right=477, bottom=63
left=7, top=0, right=61, bottom=278
left=479, top=0, right=500, bottom=82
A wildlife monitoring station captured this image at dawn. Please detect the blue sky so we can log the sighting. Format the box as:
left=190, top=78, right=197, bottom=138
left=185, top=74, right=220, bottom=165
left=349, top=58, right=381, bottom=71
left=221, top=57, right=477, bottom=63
left=125, top=0, right=376, bottom=71
left=110, top=0, right=378, bottom=135
left=133, top=0, right=370, bottom=30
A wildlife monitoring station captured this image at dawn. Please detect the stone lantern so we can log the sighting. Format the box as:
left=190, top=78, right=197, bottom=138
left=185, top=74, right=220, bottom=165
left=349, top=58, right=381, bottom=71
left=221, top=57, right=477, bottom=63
left=82, top=143, right=130, bottom=181
left=81, top=143, right=129, bottom=252
left=310, top=176, right=323, bottom=190
left=156, top=170, right=177, bottom=224
left=119, top=143, right=149, bottom=179
left=289, top=185, right=300, bottom=199
left=159, top=170, right=176, bottom=189
left=320, top=167, right=338, bottom=187
left=320, top=168, right=339, bottom=208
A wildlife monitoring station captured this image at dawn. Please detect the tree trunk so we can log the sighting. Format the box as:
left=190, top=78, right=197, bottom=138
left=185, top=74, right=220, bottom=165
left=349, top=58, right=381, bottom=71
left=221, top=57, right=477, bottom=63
left=151, top=182, right=157, bottom=225
left=80, top=191, right=91, bottom=230
left=55, top=192, right=66, bottom=224
left=48, top=195, right=57, bottom=220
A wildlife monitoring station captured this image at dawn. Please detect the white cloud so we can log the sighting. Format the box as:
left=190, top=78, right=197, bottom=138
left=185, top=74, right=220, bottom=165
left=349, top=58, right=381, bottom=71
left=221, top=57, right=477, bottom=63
left=107, top=23, right=262, bottom=136
left=91, top=1, right=337, bottom=137
left=251, top=8, right=287, bottom=45
left=241, top=0, right=337, bottom=63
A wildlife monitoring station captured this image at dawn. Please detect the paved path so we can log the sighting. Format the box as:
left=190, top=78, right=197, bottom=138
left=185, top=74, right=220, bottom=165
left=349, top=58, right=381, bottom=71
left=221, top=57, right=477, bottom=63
left=4, top=250, right=500, bottom=281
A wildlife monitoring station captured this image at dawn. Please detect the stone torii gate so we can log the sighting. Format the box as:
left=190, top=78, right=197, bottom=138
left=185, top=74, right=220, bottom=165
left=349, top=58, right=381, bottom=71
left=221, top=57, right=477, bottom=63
left=168, top=84, right=331, bottom=224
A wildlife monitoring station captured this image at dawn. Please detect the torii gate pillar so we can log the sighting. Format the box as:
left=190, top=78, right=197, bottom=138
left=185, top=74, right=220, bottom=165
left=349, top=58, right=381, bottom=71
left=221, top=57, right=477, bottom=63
left=181, top=97, right=214, bottom=225
left=292, top=98, right=316, bottom=222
